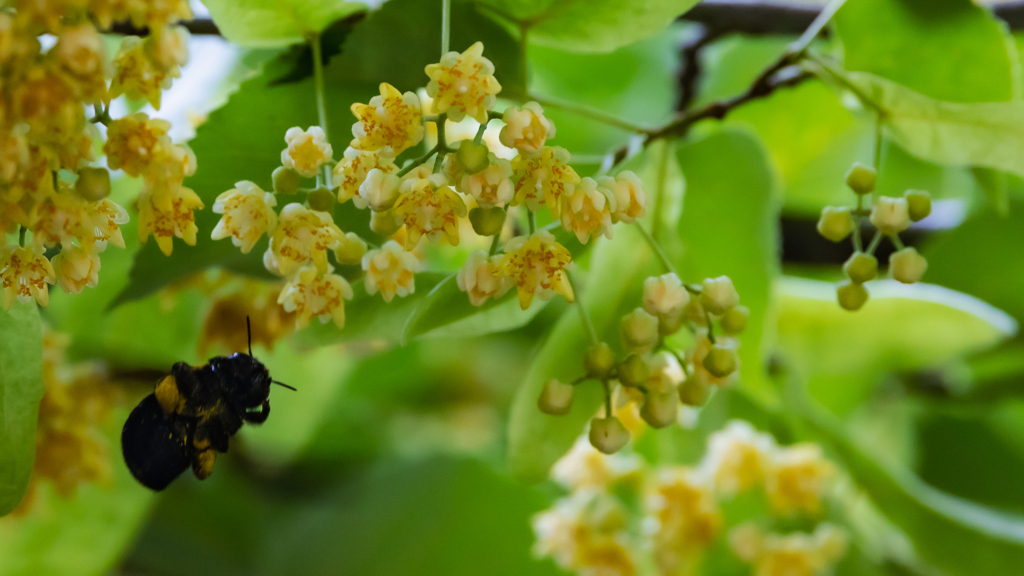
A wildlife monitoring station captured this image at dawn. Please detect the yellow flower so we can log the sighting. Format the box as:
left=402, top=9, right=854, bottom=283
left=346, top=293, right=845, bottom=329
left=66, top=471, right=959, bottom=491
left=87, top=198, right=131, bottom=251
left=333, top=147, right=398, bottom=204
left=144, top=142, right=197, bottom=196
left=357, top=168, right=401, bottom=212
left=643, top=272, right=689, bottom=320
left=425, top=41, right=501, bottom=123
left=362, top=240, right=420, bottom=302
left=500, top=101, right=555, bottom=155
left=560, top=176, right=615, bottom=244
left=765, top=443, right=835, bottom=516
left=133, top=0, right=194, bottom=28
left=499, top=229, right=574, bottom=310
left=10, top=63, right=82, bottom=139
left=0, top=244, right=56, bottom=309
left=277, top=265, right=354, bottom=329
left=460, top=155, right=513, bottom=208
left=281, top=126, right=333, bottom=178
left=55, top=24, right=107, bottom=79
left=551, top=436, right=641, bottom=492
left=512, top=145, right=580, bottom=216
left=699, top=420, right=776, bottom=496
left=644, top=468, right=722, bottom=576
left=51, top=244, right=101, bottom=294
left=391, top=173, right=467, bottom=249
left=456, top=249, right=511, bottom=306
left=144, top=25, right=189, bottom=72
left=29, top=187, right=89, bottom=249
left=265, top=203, right=344, bottom=276
left=350, top=83, right=424, bottom=157
left=602, top=171, right=646, bottom=224
left=137, top=185, right=204, bottom=256
left=730, top=523, right=848, bottom=576
left=533, top=489, right=637, bottom=576
left=689, top=333, right=738, bottom=387
left=0, top=125, right=29, bottom=182
left=104, top=113, right=173, bottom=178
left=109, top=36, right=175, bottom=109
left=211, top=181, right=279, bottom=254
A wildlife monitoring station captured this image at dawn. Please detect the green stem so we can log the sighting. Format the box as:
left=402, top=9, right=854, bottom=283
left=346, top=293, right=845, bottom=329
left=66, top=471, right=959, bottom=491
left=866, top=230, right=882, bottom=255
left=441, top=0, right=451, bottom=55
left=651, top=140, right=671, bottom=242
left=527, top=210, right=536, bottom=234
left=19, top=226, right=26, bottom=247
left=433, top=113, right=449, bottom=173
left=603, top=380, right=613, bottom=419
left=488, top=233, right=501, bottom=256
left=704, top=309, right=717, bottom=344
left=397, top=145, right=442, bottom=177
left=474, top=121, right=488, bottom=145
left=891, top=234, right=905, bottom=250
left=634, top=222, right=677, bottom=275
left=311, top=33, right=332, bottom=186
left=874, top=115, right=884, bottom=171
left=530, top=93, right=651, bottom=134
left=566, top=269, right=598, bottom=345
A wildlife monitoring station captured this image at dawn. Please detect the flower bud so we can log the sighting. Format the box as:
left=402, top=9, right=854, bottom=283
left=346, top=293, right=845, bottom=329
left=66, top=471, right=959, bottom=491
left=905, top=189, right=932, bottom=222
left=836, top=280, right=868, bottom=311
left=617, top=354, right=649, bottom=388
left=538, top=379, right=574, bottom=415
left=845, top=162, right=876, bottom=195
left=307, top=186, right=335, bottom=212
left=589, top=416, right=630, bottom=454
left=870, top=197, right=910, bottom=235
left=643, top=272, right=689, bottom=319
left=843, top=252, right=878, bottom=284
left=641, top=390, right=679, bottom=429
left=334, top=232, right=368, bottom=266
left=700, top=276, right=739, bottom=315
left=817, top=206, right=855, bottom=243
left=620, top=307, right=659, bottom=353
left=584, top=342, right=616, bottom=380
left=658, top=310, right=685, bottom=337
left=456, top=139, right=490, bottom=175
left=358, top=168, right=401, bottom=211
left=702, top=343, right=738, bottom=378
left=679, top=375, right=710, bottom=407
left=273, top=166, right=301, bottom=195
left=370, top=210, right=401, bottom=237
left=890, top=247, right=927, bottom=284
left=468, top=206, right=506, bottom=237
left=74, top=167, right=110, bottom=201
left=685, top=298, right=706, bottom=325
left=720, top=304, right=749, bottom=335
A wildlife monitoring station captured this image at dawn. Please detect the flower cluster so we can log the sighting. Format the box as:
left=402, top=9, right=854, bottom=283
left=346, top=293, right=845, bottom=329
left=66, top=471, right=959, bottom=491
left=533, top=421, right=847, bottom=576
left=211, top=41, right=648, bottom=330
left=0, top=0, right=193, bottom=310
left=817, top=162, right=932, bottom=311
left=13, top=327, right=120, bottom=515
left=539, top=271, right=750, bottom=455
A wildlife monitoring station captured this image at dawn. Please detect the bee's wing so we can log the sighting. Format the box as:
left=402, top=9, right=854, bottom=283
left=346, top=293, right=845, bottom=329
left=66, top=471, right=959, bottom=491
left=121, top=394, right=192, bottom=491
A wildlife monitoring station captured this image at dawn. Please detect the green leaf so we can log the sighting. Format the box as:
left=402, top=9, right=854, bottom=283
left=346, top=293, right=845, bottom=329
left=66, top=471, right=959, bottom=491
left=507, top=227, right=657, bottom=482
left=673, top=127, right=781, bottom=404
left=203, top=0, right=366, bottom=48
left=479, top=0, right=700, bottom=53
left=846, top=72, right=1024, bottom=177
left=835, top=0, right=1019, bottom=103
left=0, top=408, right=157, bottom=574
left=0, top=303, right=43, bottom=517
left=776, top=276, right=1017, bottom=413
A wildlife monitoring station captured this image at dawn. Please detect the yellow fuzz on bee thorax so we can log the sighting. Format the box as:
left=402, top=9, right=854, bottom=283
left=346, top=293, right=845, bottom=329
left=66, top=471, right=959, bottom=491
left=193, top=436, right=211, bottom=451
left=193, top=450, right=216, bottom=479
left=154, top=375, right=185, bottom=415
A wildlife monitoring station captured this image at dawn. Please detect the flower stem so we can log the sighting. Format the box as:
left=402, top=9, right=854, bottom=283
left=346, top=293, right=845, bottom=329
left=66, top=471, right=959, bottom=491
left=866, top=230, right=882, bottom=255
left=311, top=33, right=332, bottom=186
left=488, top=233, right=501, bottom=256
left=891, top=233, right=905, bottom=250
left=19, top=226, right=26, bottom=247
left=603, top=379, right=613, bottom=419
left=473, top=121, right=487, bottom=144
left=530, top=93, right=651, bottom=134
left=527, top=209, right=536, bottom=234
left=634, top=222, right=677, bottom=275
left=567, top=269, right=598, bottom=346
left=651, top=141, right=671, bottom=241
left=441, top=0, right=451, bottom=56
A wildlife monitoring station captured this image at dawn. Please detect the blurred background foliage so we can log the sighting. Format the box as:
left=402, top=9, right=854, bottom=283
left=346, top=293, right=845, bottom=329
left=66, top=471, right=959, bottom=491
left=6, top=0, right=1024, bottom=574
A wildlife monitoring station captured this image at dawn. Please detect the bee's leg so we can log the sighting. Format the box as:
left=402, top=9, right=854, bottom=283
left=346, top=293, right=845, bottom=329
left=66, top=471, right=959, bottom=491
left=243, top=400, right=270, bottom=424
left=192, top=449, right=217, bottom=480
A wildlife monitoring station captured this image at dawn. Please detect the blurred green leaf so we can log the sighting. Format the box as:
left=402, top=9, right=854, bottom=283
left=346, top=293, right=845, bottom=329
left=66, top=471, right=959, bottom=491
left=973, top=167, right=1011, bottom=216
left=835, top=0, right=1018, bottom=103
left=673, top=127, right=781, bottom=404
left=0, top=408, right=156, bottom=574
left=846, top=72, right=1024, bottom=177
left=401, top=275, right=542, bottom=342
left=203, top=0, right=366, bottom=48
left=478, top=0, right=699, bottom=53
left=0, top=302, right=43, bottom=517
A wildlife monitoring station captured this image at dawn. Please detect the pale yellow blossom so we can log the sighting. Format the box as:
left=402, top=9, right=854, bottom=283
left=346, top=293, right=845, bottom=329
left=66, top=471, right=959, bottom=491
left=137, top=186, right=204, bottom=256
left=461, top=156, right=513, bottom=208
left=551, top=436, right=641, bottom=491
left=51, top=244, right=101, bottom=294
left=211, top=181, right=278, bottom=254
left=391, top=174, right=467, bottom=249
left=645, top=468, right=722, bottom=576
left=602, top=171, right=646, bottom=224
left=765, top=443, right=835, bottom=516
left=334, top=147, right=398, bottom=204
left=500, top=101, right=555, bottom=155
left=266, top=203, right=343, bottom=276
left=456, top=249, right=511, bottom=306
left=281, top=126, right=332, bottom=178
left=512, top=145, right=580, bottom=216
left=533, top=489, right=637, bottom=576
left=699, top=420, right=776, bottom=495
left=109, top=36, right=174, bottom=109
left=424, top=41, right=501, bottom=123
left=350, top=83, right=424, bottom=156
left=730, top=523, right=848, bottom=576
left=0, top=244, right=56, bottom=309
left=499, top=230, right=574, bottom=310
left=643, top=273, right=689, bottom=319
left=561, top=176, right=615, bottom=244
left=362, top=240, right=420, bottom=302
left=277, top=265, right=354, bottom=329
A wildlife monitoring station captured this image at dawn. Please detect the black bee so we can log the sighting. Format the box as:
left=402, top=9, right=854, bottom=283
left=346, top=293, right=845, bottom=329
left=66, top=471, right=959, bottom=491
left=121, top=318, right=295, bottom=490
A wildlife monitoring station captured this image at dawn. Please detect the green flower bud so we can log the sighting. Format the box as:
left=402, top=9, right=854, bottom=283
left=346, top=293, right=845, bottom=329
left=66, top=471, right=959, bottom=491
left=617, top=354, right=649, bottom=388
left=272, top=166, right=301, bottom=195
left=538, top=379, right=574, bottom=415
left=456, top=139, right=490, bottom=175
left=905, top=189, right=932, bottom=222
left=702, top=343, right=738, bottom=378
left=620, top=307, right=659, bottom=353
left=890, top=247, right=928, bottom=284
left=468, top=206, right=506, bottom=237
left=678, top=376, right=709, bottom=407
left=837, top=280, right=868, bottom=311
left=720, top=304, right=749, bottom=335
left=370, top=209, right=401, bottom=237
left=700, top=276, right=739, bottom=315
left=817, top=206, right=855, bottom=243
left=334, top=232, right=368, bottom=266
left=584, top=342, right=616, bottom=380
left=845, top=162, right=876, bottom=195
left=74, top=167, right=110, bottom=201
left=843, top=252, right=878, bottom=284
left=589, top=416, right=630, bottom=454
left=658, top=310, right=685, bottom=337
left=641, top=390, right=679, bottom=429
left=307, top=186, right=335, bottom=212
left=684, top=298, right=706, bottom=326
left=870, top=196, right=910, bottom=235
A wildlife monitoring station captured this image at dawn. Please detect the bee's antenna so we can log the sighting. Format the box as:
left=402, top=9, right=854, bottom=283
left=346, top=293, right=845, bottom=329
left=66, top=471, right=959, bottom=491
left=247, top=315, right=253, bottom=357
left=272, top=380, right=297, bottom=391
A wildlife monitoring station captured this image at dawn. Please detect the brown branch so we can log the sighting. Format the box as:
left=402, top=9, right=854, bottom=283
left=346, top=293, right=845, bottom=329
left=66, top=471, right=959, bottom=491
left=677, top=25, right=724, bottom=111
